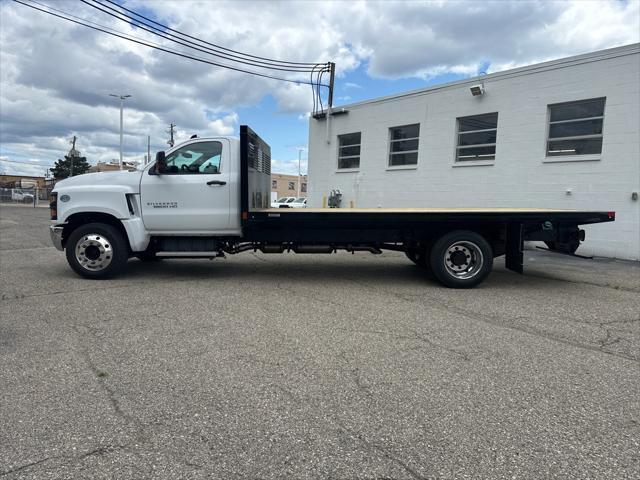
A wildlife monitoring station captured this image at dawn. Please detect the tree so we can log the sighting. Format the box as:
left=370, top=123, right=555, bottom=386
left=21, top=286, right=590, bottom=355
left=50, top=154, right=91, bottom=179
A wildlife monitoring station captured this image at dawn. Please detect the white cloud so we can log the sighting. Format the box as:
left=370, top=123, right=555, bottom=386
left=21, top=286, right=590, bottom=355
left=0, top=0, right=638, bottom=175
left=271, top=157, right=308, bottom=176
left=343, top=0, right=639, bottom=79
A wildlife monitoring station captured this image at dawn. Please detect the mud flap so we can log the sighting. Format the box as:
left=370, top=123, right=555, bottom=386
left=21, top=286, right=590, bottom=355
left=506, top=222, right=524, bottom=274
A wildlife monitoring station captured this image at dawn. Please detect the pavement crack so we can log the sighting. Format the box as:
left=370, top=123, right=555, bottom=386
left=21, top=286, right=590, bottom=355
left=350, top=366, right=374, bottom=398
left=0, top=456, right=53, bottom=477
left=272, top=383, right=299, bottom=402
left=598, top=327, right=623, bottom=349
left=492, top=269, right=640, bottom=293
left=600, top=316, right=640, bottom=326
left=337, top=327, right=471, bottom=362
left=0, top=284, right=137, bottom=302
left=69, top=325, right=151, bottom=460
left=337, top=352, right=375, bottom=399
left=72, top=326, right=132, bottom=423
left=336, top=423, right=427, bottom=480
left=0, top=445, right=127, bottom=477
left=437, top=302, right=639, bottom=363
left=78, top=445, right=124, bottom=459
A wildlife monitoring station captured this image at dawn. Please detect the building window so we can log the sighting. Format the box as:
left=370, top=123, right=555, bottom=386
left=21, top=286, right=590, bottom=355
left=456, top=113, right=498, bottom=161
left=337, top=132, right=361, bottom=169
left=389, top=124, right=419, bottom=166
left=288, top=181, right=295, bottom=190
left=547, top=97, right=605, bottom=156
left=271, top=180, right=277, bottom=189
left=301, top=182, right=307, bottom=193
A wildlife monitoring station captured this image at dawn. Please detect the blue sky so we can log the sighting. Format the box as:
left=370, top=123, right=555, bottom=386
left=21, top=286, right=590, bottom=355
left=1, top=0, right=638, bottom=177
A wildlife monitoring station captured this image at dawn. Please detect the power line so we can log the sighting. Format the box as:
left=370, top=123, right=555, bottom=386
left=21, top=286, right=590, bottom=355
left=12, top=0, right=331, bottom=87
left=85, top=0, right=327, bottom=72
left=102, top=0, right=322, bottom=67
left=317, top=69, right=325, bottom=113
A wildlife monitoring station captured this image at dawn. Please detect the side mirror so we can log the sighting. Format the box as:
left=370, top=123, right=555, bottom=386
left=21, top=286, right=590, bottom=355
left=154, top=151, right=166, bottom=174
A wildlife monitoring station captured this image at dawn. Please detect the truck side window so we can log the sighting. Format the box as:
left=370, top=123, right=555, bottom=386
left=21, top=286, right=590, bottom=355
left=163, top=141, right=223, bottom=174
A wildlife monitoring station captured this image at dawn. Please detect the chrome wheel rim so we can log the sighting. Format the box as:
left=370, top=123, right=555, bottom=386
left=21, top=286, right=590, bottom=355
left=443, top=241, right=483, bottom=280
left=75, top=234, right=113, bottom=271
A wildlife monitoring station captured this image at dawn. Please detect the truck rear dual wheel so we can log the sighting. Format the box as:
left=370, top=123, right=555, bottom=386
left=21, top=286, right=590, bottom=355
left=429, top=230, right=493, bottom=288
left=65, top=223, right=129, bottom=279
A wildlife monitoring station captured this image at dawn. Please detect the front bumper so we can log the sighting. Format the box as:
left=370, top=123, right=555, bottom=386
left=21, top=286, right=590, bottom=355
left=50, top=225, right=64, bottom=251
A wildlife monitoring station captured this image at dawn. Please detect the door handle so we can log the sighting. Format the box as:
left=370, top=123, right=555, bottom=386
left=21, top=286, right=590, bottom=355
left=207, top=180, right=227, bottom=186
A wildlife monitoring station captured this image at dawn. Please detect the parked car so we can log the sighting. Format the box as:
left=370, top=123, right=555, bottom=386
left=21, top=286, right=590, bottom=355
left=271, top=196, right=296, bottom=208
left=288, top=197, right=307, bottom=208
left=12, top=189, right=35, bottom=203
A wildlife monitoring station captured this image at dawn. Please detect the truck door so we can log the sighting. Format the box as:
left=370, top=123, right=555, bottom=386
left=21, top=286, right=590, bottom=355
left=140, top=139, right=231, bottom=232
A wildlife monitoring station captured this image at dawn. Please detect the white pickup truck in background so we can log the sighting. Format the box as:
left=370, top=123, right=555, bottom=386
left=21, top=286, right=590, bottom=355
left=272, top=197, right=307, bottom=208
left=12, top=189, right=35, bottom=203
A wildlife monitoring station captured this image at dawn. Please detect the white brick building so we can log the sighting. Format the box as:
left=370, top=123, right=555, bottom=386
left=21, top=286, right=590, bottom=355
left=308, top=44, right=640, bottom=260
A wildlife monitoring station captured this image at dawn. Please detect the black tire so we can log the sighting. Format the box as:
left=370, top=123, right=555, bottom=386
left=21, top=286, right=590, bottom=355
left=65, top=223, right=129, bottom=279
left=429, top=230, right=493, bottom=288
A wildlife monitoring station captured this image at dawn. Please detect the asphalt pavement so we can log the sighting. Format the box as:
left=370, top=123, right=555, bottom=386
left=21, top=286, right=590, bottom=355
left=1, top=205, right=639, bottom=479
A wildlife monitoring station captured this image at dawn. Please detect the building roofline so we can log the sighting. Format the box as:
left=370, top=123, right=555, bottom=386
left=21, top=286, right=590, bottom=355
left=0, top=174, right=46, bottom=179
left=327, top=43, right=640, bottom=112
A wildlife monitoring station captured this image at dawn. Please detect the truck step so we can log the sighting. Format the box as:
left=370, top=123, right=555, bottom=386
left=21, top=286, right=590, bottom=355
left=156, top=252, right=219, bottom=258
left=153, top=236, right=219, bottom=252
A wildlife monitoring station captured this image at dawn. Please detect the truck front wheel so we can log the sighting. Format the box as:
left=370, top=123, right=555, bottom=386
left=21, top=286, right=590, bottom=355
left=429, top=230, right=493, bottom=288
left=65, top=223, right=128, bottom=279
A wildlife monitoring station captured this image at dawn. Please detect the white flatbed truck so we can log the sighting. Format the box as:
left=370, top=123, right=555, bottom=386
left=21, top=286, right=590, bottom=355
left=50, top=126, right=615, bottom=288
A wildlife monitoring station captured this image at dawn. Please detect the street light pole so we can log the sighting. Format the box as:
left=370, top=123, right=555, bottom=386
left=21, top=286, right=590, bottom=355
left=297, top=148, right=303, bottom=197
left=109, top=94, right=131, bottom=170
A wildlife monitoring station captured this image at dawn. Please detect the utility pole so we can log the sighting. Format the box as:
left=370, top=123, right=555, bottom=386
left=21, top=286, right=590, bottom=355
left=326, top=62, right=336, bottom=144
left=69, top=136, right=77, bottom=177
left=167, top=123, right=176, bottom=148
left=109, top=94, right=131, bottom=170
left=328, top=62, right=336, bottom=109
left=147, top=135, right=151, bottom=165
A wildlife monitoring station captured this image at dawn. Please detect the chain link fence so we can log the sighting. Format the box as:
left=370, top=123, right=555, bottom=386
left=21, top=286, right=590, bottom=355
left=0, top=187, right=53, bottom=207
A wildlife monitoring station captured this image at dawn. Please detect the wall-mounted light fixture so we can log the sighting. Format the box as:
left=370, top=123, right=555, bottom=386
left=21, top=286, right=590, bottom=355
left=470, top=83, right=485, bottom=96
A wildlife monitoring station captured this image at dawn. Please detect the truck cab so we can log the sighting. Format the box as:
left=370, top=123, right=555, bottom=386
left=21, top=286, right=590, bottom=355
left=140, top=137, right=241, bottom=234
